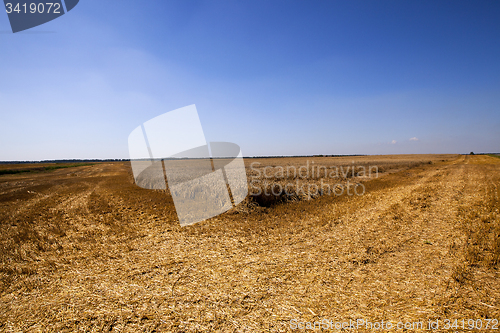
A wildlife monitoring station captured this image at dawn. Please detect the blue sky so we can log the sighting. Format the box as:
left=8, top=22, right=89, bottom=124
left=1, top=0, right=499, bottom=160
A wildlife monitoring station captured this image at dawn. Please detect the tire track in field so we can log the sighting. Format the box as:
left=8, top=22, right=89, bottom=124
left=293, top=154, right=499, bottom=325
left=275, top=156, right=477, bottom=323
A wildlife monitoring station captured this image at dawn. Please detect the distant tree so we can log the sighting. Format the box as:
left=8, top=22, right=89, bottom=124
left=470, top=152, right=475, bottom=155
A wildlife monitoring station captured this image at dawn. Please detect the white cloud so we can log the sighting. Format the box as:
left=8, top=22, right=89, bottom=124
left=409, top=137, right=419, bottom=141
left=391, top=140, right=397, bottom=144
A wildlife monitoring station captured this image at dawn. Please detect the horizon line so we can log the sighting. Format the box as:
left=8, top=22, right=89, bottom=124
left=1, top=152, right=497, bottom=164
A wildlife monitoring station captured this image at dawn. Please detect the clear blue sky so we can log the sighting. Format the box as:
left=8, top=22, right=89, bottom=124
left=1, top=0, right=499, bottom=160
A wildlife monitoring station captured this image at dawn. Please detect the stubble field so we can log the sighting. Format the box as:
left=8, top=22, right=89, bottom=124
left=0, top=154, right=499, bottom=332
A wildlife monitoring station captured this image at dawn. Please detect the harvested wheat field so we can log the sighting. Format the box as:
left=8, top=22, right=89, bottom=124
left=0, top=154, right=499, bottom=332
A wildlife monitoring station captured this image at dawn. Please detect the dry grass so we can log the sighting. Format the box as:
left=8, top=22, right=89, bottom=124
left=0, top=154, right=499, bottom=332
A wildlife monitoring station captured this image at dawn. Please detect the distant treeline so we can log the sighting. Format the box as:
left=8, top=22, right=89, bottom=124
left=1, top=155, right=368, bottom=164
left=7, top=153, right=499, bottom=164
left=245, top=154, right=367, bottom=158
left=468, top=153, right=500, bottom=156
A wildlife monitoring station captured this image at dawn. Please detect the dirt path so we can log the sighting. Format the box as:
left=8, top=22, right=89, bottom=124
left=0, top=156, right=499, bottom=332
